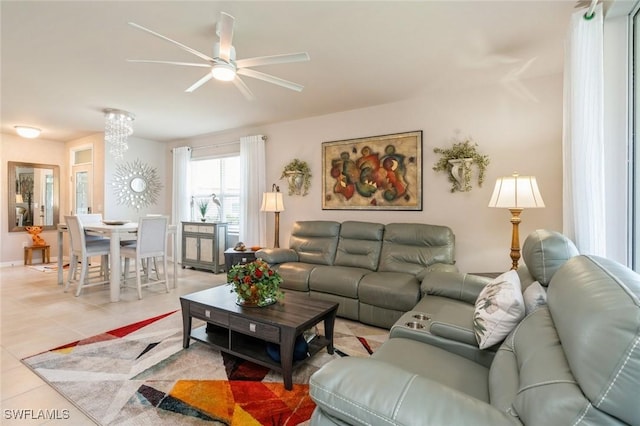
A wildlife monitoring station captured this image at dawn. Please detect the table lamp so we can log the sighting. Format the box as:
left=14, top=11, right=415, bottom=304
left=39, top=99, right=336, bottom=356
left=260, top=184, right=285, bottom=248
left=488, top=172, right=545, bottom=270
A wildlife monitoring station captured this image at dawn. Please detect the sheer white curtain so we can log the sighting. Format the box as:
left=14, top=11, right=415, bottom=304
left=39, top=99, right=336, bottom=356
left=172, top=146, right=191, bottom=262
left=563, top=4, right=606, bottom=256
left=239, top=135, right=267, bottom=246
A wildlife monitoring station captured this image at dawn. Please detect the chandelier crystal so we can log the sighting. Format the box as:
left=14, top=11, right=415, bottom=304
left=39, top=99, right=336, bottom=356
left=104, top=109, right=135, bottom=160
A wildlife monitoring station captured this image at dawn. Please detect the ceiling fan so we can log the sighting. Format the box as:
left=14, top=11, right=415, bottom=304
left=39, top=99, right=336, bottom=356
left=127, top=12, right=310, bottom=100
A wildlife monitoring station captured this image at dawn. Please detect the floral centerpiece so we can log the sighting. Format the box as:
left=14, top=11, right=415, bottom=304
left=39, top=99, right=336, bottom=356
left=227, top=259, right=284, bottom=307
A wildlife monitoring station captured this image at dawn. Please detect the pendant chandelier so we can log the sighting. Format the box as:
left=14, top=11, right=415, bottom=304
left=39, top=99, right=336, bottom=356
left=104, top=109, right=135, bottom=160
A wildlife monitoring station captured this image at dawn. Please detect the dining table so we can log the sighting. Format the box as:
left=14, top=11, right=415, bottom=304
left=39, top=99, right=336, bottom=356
left=56, top=221, right=177, bottom=302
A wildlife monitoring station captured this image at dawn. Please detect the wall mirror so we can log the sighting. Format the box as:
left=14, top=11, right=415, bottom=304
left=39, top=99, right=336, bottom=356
left=112, top=159, right=162, bottom=210
left=8, top=161, right=60, bottom=232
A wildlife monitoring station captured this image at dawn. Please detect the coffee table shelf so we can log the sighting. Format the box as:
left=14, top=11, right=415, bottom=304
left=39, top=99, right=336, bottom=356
left=181, top=286, right=338, bottom=390
left=190, top=324, right=330, bottom=372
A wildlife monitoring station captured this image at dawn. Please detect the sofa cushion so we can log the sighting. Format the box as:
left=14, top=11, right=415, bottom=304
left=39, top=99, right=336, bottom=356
left=358, top=271, right=421, bottom=311
left=274, top=262, right=317, bottom=292
left=546, top=255, right=640, bottom=425
left=377, top=223, right=455, bottom=275
left=521, top=229, right=579, bottom=286
left=309, top=265, right=369, bottom=298
left=372, top=338, right=490, bottom=402
left=473, top=270, right=524, bottom=350
left=333, top=221, right=384, bottom=270
left=289, top=221, right=341, bottom=265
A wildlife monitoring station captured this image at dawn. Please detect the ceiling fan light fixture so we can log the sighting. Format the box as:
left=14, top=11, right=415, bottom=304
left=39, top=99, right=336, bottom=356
left=211, top=62, right=236, bottom=81
left=15, top=126, right=41, bottom=138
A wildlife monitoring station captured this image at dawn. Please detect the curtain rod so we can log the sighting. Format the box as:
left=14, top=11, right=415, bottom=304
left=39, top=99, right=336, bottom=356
left=191, top=135, right=267, bottom=151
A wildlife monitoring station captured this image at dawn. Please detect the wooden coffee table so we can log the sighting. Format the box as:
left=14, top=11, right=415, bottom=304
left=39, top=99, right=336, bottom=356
left=180, top=285, right=339, bottom=390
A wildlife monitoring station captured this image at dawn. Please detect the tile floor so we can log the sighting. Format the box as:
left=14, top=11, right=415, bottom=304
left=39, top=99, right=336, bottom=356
left=1, top=262, right=227, bottom=425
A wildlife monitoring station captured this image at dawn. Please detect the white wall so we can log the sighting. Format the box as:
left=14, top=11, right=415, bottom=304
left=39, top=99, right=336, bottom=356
left=1, top=134, right=66, bottom=265
left=104, top=136, right=169, bottom=221
left=175, top=74, right=564, bottom=273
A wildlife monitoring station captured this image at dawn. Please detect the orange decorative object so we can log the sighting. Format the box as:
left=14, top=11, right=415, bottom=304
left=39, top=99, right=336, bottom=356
left=250, top=246, right=262, bottom=252
left=25, top=226, right=47, bottom=246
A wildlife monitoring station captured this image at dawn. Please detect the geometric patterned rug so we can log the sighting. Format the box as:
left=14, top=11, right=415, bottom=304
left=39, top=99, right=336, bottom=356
left=22, top=310, right=388, bottom=425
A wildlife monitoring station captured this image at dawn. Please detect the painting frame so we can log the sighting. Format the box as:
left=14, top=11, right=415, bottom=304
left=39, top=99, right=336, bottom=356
left=322, top=130, right=423, bottom=211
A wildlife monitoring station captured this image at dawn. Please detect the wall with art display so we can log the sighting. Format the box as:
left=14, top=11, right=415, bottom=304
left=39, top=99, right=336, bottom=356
left=174, top=74, right=563, bottom=273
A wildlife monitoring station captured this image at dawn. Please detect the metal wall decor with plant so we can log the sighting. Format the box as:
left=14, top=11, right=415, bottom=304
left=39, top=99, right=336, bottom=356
left=111, top=159, right=163, bottom=209
left=433, top=135, right=490, bottom=193
left=281, top=158, right=311, bottom=196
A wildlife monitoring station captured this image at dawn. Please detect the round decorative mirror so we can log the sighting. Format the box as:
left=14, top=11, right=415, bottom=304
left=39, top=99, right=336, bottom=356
left=130, top=177, right=147, bottom=193
left=111, top=159, right=162, bottom=209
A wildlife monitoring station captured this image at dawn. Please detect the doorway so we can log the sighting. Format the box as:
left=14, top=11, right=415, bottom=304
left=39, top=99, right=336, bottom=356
left=71, top=147, right=94, bottom=215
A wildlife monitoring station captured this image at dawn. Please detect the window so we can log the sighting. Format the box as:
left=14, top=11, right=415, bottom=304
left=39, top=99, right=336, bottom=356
left=190, top=156, right=240, bottom=234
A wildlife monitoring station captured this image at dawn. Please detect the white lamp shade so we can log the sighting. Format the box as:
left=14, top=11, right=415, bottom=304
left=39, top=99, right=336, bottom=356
left=488, top=174, right=545, bottom=209
left=260, top=192, right=285, bottom=212
left=15, top=194, right=24, bottom=203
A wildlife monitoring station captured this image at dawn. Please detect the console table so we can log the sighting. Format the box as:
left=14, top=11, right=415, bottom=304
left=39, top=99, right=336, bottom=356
left=181, top=221, right=228, bottom=273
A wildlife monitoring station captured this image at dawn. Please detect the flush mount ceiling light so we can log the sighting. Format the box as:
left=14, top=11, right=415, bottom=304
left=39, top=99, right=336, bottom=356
left=104, top=109, right=135, bottom=160
left=14, top=126, right=41, bottom=138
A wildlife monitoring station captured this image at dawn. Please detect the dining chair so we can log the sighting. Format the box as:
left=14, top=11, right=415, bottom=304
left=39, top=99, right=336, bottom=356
left=64, top=215, right=111, bottom=296
left=120, top=215, right=170, bottom=299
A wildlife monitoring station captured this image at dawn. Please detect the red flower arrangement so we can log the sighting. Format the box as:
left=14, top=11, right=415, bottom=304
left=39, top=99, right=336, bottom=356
left=227, top=259, right=284, bottom=306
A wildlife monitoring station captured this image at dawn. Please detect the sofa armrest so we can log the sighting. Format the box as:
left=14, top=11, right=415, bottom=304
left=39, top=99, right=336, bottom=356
left=426, top=263, right=459, bottom=273
left=420, top=271, right=492, bottom=304
left=255, top=248, right=298, bottom=264
left=310, top=358, right=515, bottom=426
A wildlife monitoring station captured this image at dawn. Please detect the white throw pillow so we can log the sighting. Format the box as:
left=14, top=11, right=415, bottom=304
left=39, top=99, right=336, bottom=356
left=474, top=270, right=525, bottom=349
left=523, top=281, right=547, bottom=315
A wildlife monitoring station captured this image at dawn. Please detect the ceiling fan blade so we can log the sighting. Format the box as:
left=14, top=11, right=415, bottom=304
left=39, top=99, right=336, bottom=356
left=185, top=72, right=214, bottom=92
left=127, top=60, right=211, bottom=68
left=237, top=68, right=304, bottom=92
left=128, top=22, right=215, bottom=63
left=217, top=12, right=235, bottom=62
left=233, top=76, right=255, bottom=101
left=235, top=52, right=310, bottom=69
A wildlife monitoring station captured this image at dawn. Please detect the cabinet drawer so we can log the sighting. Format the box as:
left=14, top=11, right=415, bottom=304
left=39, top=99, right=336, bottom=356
left=183, top=224, right=200, bottom=233
left=190, top=303, right=228, bottom=326
left=198, top=225, right=214, bottom=234
left=230, top=315, right=280, bottom=343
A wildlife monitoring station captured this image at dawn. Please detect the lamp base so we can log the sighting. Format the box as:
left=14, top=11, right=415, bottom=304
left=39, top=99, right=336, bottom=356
left=508, top=208, right=523, bottom=270
left=274, top=211, right=280, bottom=248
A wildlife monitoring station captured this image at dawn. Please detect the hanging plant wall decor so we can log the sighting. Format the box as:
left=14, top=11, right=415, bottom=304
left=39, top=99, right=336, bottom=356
left=433, top=136, right=490, bottom=193
left=281, top=158, right=311, bottom=196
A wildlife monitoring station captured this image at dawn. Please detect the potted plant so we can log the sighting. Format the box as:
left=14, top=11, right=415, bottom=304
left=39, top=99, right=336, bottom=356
left=281, top=158, right=311, bottom=196
left=433, top=136, right=490, bottom=193
left=227, top=259, right=284, bottom=306
left=196, top=199, right=209, bottom=221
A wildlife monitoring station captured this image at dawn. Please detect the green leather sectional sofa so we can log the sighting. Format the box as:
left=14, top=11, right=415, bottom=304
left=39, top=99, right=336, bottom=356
left=308, top=230, right=640, bottom=425
left=257, top=220, right=458, bottom=328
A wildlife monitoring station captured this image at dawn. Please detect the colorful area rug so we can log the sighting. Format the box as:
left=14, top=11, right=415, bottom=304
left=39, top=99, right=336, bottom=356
left=22, top=310, right=387, bottom=425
